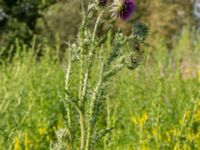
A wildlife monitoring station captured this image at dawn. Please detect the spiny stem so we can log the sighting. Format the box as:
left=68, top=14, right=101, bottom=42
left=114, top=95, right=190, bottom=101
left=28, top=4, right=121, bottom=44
left=79, top=110, right=86, bottom=150
left=92, top=10, right=104, bottom=42
left=81, top=10, right=105, bottom=109
left=104, top=97, right=111, bottom=149
left=65, top=47, right=74, bottom=148
left=78, top=6, right=95, bottom=149
left=78, top=11, right=105, bottom=149
left=79, top=3, right=95, bottom=105
left=85, top=61, right=104, bottom=150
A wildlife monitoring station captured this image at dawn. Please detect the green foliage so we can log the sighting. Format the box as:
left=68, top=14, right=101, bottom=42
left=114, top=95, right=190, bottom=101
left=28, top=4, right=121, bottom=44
left=0, top=0, right=56, bottom=56
left=135, top=0, right=196, bottom=46
left=0, top=41, right=65, bottom=149
left=39, top=0, right=83, bottom=42
left=0, top=0, right=198, bottom=58
left=0, top=0, right=56, bottom=30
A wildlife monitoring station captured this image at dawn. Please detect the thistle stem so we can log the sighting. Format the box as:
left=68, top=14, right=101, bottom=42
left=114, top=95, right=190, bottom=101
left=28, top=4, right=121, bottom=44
left=80, top=10, right=104, bottom=110
left=92, top=10, right=104, bottom=42
left=78, top=7, right=94, bottom=149
left=85, top=61, right=104, bottom=150
left=65, top=45, right=74, bottom=149
left=79, top=111, right=86, bottom=150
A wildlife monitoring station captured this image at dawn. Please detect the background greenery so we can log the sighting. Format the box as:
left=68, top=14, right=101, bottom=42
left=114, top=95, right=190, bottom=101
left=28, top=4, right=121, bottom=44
left=0, top=0, right=200, bottom=149
left=0, top=0, right=198, bottom=51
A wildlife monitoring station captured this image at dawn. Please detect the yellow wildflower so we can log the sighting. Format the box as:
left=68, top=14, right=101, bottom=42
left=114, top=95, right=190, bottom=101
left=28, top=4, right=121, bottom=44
left=165, top=131, right=171, bottom=143
left=14, top=138, right=21, bottom=150
left=152, top=127, right=157, bottom=137
left=193, top=110, right=200, bottom=122
left=24, top=133, right=31, bottom=150
left=131, top=116, right=138, bottom=127
left=140, top=112, right=148, bottom=127
left=174, top=142, right=180, bottom=150
left=38, top=127, right=47, bottom=135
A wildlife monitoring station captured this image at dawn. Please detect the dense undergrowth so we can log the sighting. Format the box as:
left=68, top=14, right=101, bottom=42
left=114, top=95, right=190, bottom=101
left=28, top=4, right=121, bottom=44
left=0, top=27, right=199, bottom=149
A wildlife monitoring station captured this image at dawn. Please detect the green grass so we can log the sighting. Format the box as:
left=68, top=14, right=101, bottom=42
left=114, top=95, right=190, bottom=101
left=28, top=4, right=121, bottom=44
left=0, top=29, right=199, bottom=149
left=0, top=44, right=65, bottom=149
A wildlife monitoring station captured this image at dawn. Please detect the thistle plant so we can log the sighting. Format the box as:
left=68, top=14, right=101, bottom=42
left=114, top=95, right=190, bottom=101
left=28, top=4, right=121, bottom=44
left=59, top=0, right=149, bottom=149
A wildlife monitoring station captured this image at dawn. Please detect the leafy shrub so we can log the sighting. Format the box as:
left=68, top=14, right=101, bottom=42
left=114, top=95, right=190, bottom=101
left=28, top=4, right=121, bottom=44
left=0, top=0, right=56, bottom=58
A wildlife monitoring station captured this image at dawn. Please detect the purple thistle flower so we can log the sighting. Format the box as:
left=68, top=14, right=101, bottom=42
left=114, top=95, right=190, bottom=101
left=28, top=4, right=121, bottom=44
left=99, top=0, right=107, bottom=7
left=111, top=0, right=135, bottom=20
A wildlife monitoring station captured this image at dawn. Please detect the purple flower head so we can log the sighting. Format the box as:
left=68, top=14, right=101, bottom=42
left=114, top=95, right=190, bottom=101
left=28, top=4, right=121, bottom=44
left=111, top=0, right=135, bottom=20
left=99, top=0, right=107, bottom=7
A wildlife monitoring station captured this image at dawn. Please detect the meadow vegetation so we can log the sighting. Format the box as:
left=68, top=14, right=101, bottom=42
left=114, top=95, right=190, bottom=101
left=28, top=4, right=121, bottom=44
left=0, top=27, right=199, bottom=149
left=0, top=0, right=200, bottom=149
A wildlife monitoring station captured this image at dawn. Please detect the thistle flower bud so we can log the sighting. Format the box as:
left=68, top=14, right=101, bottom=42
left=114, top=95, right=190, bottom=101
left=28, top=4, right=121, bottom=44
left=111, top=0, right=135, bottom=20
left=126, top=52, right=141, bottom=70
left=132, top=22, right=149, bottom=42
